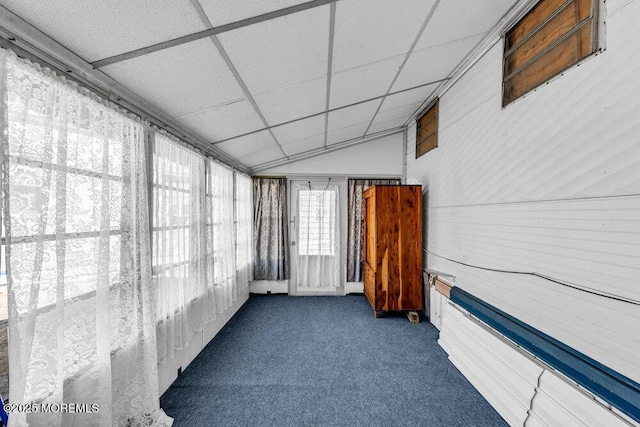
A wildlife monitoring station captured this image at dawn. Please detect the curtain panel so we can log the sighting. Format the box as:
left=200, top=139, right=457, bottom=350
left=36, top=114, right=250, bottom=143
left=207, top=160, right=236, bottom=314
left=0, top=48, right=170, bottom=426
left=346, top=179, right=401, bottom=282
left=235, top=173, right=252, bottom=295
left=296, top=184, right=340, bottom=288
left=152, top=130, right=206, bottom=364
left=253, top=178, right=289, bottom=281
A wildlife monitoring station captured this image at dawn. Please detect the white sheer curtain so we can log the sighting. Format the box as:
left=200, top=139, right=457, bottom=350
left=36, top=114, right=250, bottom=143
left=235, top=173, right=252, bottom=295
left=207, top=161, right=236, bottom=313
left=0, top=49, right=170, bottom=426
left=152, top=131, right=206, bottom=364
left=296, top=184, right=340, bottom=288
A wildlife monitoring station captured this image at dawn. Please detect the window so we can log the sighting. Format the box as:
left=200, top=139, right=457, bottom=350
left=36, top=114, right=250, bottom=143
left=152, top=132, right=206, bottom=324
left=0, top=49, right=153, bottom=408
left=416, top=99, right=439, bottom=158
left=297, top=188, right=338, bottom=256
left=502, top=0, right=599, bottom=106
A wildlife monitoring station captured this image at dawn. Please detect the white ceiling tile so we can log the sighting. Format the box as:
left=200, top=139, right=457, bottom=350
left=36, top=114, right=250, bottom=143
left=328, top=100, right=380, bottom=132
left=272, top=116, right=326, bottom=145
left=332, top=0, right=437, bottom=72
left=199, top=0, right=309, bottom=27
left=177, top=99, right=266, bottom=142
left=392, top=33, right=484, bottom=92
left=281, top=134, right=326, bottom=156
left=326, top=122, right=369, bottom=146
left=216, top=130, right=278, bottom=159
left=218, top=5, right=330, bottom=93
left=254, top=77, right=326, bottom=125
left=374, top=103, right=423, bottom=126
left=238, top=146, right=285, bottom=167
left=102, top=38, right=245, bottom=119
left=1, top=0, right=207, bottom=62
left=416, top=0, right=517, bottom=50
left=380, top=83, right=439, bottom=112
left=367, top=117, right=407, bottom=135
left=330, top=56, right=403, bottom=109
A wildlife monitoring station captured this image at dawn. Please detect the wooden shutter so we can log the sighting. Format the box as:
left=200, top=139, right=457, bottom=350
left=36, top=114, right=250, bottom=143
left=416, top=99, right=439, bottom=158
left=503, top=0, right=598, bottom=106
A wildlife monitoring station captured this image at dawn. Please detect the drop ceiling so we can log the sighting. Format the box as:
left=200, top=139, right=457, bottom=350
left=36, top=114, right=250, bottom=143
left=0, top=0, right=520, bottom=172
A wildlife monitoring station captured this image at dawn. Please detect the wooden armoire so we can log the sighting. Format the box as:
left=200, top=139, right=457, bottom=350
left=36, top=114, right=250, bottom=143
left=363, top=185, right=423, bottom=318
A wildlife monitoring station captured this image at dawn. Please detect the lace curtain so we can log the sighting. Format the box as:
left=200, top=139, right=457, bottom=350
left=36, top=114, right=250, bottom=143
left=253, top=178, right=289, bottom=280
left=0, top=49, right=170, bottom=426
left=346, top=179, right=401, bottom=282
left=235, top=173, right=252, bottom=295
left=152, top=131, right=206, bottom=364
left=207, top=161, right=236, bottom=313
left=296, top=184, right=340, bottom=288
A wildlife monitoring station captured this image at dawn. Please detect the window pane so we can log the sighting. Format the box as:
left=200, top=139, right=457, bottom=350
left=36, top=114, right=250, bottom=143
left=298, top=189, right=337, bottom=256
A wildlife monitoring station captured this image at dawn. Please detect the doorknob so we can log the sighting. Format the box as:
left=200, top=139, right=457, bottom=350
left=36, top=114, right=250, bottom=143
left=291, top=241, right=296, bottom=246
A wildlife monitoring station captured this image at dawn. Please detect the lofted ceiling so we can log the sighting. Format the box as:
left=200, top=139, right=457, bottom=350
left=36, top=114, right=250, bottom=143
left=0, top=0, right=520, bottom=172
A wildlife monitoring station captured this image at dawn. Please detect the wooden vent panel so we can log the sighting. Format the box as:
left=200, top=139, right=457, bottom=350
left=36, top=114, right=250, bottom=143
left=416, top=99, right=439, bottom=158
left=503, top=0, right=598, bottom=106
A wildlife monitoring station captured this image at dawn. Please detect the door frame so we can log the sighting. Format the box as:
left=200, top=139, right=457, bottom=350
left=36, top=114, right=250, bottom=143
left=288, top=176, right=347, bottom=296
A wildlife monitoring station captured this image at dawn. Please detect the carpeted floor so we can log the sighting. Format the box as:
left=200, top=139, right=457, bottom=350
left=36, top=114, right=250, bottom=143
left=160, top=294, right=507, bottom=426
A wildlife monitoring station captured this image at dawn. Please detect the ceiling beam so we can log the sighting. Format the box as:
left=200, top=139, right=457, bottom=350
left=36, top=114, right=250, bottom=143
left=323, top=3, right=337, bottom=148
left=91, top=0, right=340, bottom=68
left=211, top=78, right=449, bottom=145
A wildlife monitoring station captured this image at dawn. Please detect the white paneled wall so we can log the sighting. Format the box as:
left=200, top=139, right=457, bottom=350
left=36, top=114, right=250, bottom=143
left=259, top=132, right=405, bottom=176
left=439, top=302, right=544, bottom=426
left=439, top=300, right=635, bottom=427
left=408, top=0, right=640, bottom=384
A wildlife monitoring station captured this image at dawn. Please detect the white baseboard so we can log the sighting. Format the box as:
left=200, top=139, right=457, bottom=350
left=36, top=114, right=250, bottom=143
left=346, top=282, right=363, bottom=294
left=250, top=280, right=288, bottom=294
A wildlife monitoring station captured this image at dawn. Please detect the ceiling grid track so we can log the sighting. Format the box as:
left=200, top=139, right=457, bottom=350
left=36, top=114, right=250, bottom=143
left=362, top=0, right=442, bottom=137
left=403, top=0, right=539, bottom=127
left=90, top=0, right=341, bottom=68
left=211, top=78, right=449, bottom=146
left=190, top=0, right=289, bottom=159
left=323, top=2, right=337, bottom=148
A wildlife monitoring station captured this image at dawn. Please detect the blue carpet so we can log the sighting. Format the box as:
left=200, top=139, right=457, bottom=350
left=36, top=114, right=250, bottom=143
left=160, top=295, right=507, bottom=426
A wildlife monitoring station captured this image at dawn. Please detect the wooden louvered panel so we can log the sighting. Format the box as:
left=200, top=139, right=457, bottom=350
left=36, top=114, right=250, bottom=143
left=503, top=0, right=597, bottom=105
left=416, top=100, right=438, bottom=158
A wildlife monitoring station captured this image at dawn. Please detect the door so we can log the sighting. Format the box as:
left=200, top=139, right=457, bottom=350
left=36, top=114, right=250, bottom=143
left=289, top=179, right=344, bottom=295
